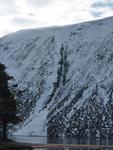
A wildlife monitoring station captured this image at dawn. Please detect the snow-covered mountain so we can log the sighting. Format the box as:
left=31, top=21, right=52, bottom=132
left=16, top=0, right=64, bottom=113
left=0, top=16, right=113, bottom=138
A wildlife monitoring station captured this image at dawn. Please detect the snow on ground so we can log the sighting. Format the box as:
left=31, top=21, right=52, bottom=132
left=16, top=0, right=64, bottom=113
left=1, top=16, right=113, bottom=136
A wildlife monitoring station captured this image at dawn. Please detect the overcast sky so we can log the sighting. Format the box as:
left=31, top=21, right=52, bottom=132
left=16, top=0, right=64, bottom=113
left=0, top=0, right=113, bottom=37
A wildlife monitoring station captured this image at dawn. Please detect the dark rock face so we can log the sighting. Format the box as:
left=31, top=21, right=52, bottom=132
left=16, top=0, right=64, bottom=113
left=0, top=17, right=113, bottom=137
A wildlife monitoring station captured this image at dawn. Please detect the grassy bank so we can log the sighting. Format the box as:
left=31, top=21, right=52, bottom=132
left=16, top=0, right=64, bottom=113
left=0, top=141, right=33, bottom=150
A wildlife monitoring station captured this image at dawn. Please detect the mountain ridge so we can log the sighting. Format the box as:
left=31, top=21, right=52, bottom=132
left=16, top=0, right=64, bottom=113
left=0, top=16, right=113, bottom=137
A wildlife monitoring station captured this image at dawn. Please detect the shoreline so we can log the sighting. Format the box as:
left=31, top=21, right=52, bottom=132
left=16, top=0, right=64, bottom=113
left=1, top=141, right=113, bottom=150
left=0, top=141, right=32, bottom=150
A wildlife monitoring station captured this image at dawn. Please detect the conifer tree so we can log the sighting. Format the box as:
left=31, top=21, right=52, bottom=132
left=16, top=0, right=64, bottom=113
left=0, top=63, right=18, bottom=139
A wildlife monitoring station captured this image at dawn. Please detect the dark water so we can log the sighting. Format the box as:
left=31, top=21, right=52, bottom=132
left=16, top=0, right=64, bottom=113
left=11, top=136, right=113, bottom=150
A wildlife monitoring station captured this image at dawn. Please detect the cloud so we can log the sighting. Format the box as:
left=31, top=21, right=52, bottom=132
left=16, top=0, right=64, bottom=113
left=26, top=0, right=94, bottom=25
left=90, top=11, right=103, bottom=17
left=0, top=0, right=20, bottom=15
left=12, top=17, right=36, bottom=25
left=90, top=0, right=113, bottom=18
left=91, top=1, right=113, bottom=10
left=26, top=0, right=53, bottom=7
left=28, top=13, right=35, bottom=16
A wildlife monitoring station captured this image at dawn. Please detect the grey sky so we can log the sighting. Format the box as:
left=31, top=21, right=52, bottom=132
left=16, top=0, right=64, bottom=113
left=0, top=0, right=113, bottom=37
left=27, top=0, right=53, bottom=7
left=12, top=17, right=36, bottom=25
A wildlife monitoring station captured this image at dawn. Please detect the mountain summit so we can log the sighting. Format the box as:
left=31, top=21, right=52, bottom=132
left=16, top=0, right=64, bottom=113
left=0, top=17, right=113, bottom=138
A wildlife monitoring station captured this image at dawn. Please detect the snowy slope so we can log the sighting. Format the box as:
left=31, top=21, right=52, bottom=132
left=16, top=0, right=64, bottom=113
left=0, top=16, right=113, bottom=137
